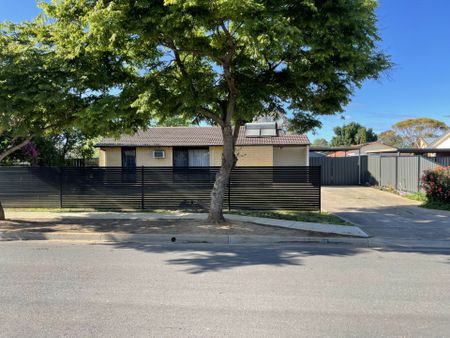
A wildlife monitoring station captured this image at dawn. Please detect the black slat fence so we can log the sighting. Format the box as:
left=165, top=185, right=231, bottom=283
left=0, top=166, right=321, bottom=211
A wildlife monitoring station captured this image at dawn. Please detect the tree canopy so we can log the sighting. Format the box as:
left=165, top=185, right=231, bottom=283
left=39, top=0, right=390, bottom=132
left=377, top=129, right=404, bottom=148
left=392, top=118, right=448, bottom=147
left=312, top=138, right=329, bottom=147
left=330, top=122, right=377, bottom=146
left=0, top=22, right=85, bottom=161
left=1, top=0, right=390, bottom=222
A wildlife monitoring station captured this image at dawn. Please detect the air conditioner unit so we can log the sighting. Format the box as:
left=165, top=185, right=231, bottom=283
left=153, top=150, right=166, bottom=159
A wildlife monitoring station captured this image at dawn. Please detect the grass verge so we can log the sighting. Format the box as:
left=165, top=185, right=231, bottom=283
left=227, top=210, right=352, bottom=226
left=402, top=192, right=450, bottom=212
left=4, top=208, right=351, bottom=226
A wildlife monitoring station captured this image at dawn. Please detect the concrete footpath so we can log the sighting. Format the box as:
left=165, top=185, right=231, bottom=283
left=1, top=211, right=369, bottom=238
left=2, top=211, right=449, bottom=249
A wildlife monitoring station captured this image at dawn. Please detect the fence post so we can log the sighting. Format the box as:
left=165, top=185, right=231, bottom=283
left=318, top=166, right=322, bottom=212
left=395, top=156, right=399, bottom=190
left=417, top=156, right=421, bottom=193
left=379, top=156, right=382, bottom=186
left=228, top=173, right=231, bottom=212
left=141, top=166, right=145, bottom=210
left=59, top=167, right=63, bottom=209
left=358, top=149, right=361, bottom=185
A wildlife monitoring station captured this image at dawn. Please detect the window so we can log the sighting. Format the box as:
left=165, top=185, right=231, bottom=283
left=173, top=148, right=209, bottom=167
left=188, top=149, right=209, bottom=167
left=173, top=148, right=211, bottom=182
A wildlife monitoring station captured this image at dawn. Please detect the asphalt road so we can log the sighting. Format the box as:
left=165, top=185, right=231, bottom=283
left=1, top=241, right=450, bottom=338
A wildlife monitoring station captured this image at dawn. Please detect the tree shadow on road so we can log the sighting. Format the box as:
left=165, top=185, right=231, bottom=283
left=107, top=241, right=366, bottom=274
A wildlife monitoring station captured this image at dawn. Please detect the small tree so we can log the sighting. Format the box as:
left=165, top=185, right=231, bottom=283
left=39, top=0, right=390, bottom=223
left=330, top=122, right=377, bottom=146
left=312, top=138, right=329, bottom=147
left=392, top=118, right=447, bottom=148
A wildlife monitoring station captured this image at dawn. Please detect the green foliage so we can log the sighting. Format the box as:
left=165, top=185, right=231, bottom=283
left=422, top=166, right=450, bottom=204
left=0, top=130, right=98, bottom=166
left=0, top=22, right=85, bottom=161
left=330, top=122, right=377, bottom=146
left=392, top=118, right=448, bottom=147
left=404, top=192, right=427, bottom=202
left=38, top=0, right=390, bottom=133
left=312, top=138, right=329, bottom=147
left=404, top=191, right=450, bottom=212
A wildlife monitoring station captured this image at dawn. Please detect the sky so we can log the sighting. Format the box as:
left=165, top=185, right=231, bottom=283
left=1, top=0, right=450, bottom=141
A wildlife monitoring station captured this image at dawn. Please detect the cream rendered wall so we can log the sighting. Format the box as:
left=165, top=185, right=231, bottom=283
left=273, top=146, right=308, bottom=166
left=209, top=146, right=223, bottom=166
left=99, top=149, right=106, bottom=166
left=100, top=145, right=308, bottom=167
left=136, top=147, right=173, bottom=166
left=99, top=147, right=122, bottom=166
left=209, top=145, right=273, bottom=166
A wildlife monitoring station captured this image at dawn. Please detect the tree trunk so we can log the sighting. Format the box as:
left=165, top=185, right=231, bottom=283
left=207, top=124, right=236, bottom=224
left=0, top=201, right=5, bottom=220
left=0, top=138, right=31, bottom=163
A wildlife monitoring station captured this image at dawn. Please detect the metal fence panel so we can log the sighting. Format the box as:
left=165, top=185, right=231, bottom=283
left=397, top=157, right=419, bottom=193
left=229, top=166, right=320, bottom=210
left=0, top=166, right=320, bottom=211
left=367, top=156, right=380, bottom=186
left=62, top=167, right=143, bottom=209
left=143, top=167, right=222, bottom=210
left=380, top=157, right=397, bottom=188
left=313, top=155, right=450, bottom=192
left=0, top=167, right=60, bottom=208
left=436, top=157, right=450, bottom=166
left=309, top=157, right=360, bottom=185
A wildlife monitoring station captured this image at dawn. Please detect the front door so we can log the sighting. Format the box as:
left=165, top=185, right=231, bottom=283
left=122, top=147, right=136, bottom=168
left=173, top=149, right=189, bottom=167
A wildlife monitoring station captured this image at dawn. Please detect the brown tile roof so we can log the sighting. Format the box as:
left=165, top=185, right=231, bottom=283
left=96, top=127, right=310, bottom=147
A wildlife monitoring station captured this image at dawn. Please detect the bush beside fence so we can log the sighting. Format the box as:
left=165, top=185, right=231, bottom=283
left=422, top=166, right=450, bottom=204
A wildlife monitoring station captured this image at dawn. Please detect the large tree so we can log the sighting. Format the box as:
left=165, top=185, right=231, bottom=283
left=392, top=118, right=447, bottom=148
left=330, top=122, right=377, bottom=146
left=378, top=129, right=404, bottom=148
left=39, top=0, right=390, bottom=223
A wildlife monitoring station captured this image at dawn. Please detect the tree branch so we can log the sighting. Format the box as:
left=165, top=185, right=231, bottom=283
left=196, top=107, right=224, bottom=127
left=0, top=138, right=32, bottom=163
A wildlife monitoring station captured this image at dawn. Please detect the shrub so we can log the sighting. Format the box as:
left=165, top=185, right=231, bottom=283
left=421, top=166, right=450, bottom=204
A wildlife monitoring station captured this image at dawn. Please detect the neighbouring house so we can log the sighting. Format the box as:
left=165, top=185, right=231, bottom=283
left=96, top=123, right=310, bottom=168
left=325, top=142, right=397, bottom=157
left=418, top=131, right=450, bottom=156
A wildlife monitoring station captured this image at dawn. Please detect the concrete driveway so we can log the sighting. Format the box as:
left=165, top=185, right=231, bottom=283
left=322, top=186, right=450, bottom=241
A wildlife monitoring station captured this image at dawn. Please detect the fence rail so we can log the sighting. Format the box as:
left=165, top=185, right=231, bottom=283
left=0, top=166, right=321, bottom=211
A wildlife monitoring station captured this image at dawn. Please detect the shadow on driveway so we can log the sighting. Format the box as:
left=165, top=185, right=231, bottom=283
left=322, top=186, right=450, bottom=240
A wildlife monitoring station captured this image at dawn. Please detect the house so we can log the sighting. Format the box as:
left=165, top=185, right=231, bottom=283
left=418, top=131, right=450, bottom=156
left=325, top=142, right=397, bottom=157
left=96, top=123, right=310, bottom=167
